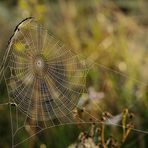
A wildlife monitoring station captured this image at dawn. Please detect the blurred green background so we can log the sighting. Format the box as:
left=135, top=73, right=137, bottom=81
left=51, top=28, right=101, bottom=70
left=0, top=0, right=148, bottom=147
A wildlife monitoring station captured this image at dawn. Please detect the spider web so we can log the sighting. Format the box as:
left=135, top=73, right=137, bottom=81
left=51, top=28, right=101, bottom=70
left=0, top=18, right=147, bottom=147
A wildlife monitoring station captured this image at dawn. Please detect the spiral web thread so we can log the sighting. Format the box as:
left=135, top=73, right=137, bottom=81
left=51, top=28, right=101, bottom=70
left=0, top=18, right=147, bottom=147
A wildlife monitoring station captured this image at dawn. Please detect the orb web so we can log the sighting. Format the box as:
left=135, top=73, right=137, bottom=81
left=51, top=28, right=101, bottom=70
left=2, top=18, right=101, bottom=147
left=5, top=18, right=87, bottom=122
left=0, top=17, right=147, bottom=147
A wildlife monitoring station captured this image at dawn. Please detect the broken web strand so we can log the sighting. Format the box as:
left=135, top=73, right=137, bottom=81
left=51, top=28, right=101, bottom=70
left=1, top=18, right=148, bottom=147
